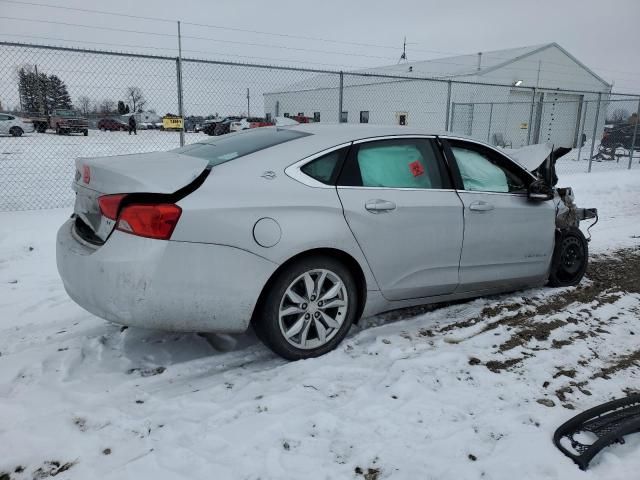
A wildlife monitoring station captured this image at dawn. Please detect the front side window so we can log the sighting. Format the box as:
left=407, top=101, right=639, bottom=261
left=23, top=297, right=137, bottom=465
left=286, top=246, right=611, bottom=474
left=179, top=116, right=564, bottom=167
left=340, top=139, right=444, bottom=189
left=313, top=112, right=321, bottom=122
left=360, top=111, right=369, bottom=124
left=450, top=144, right=528, bottom=193
left=340, top=111, right=348, bottom=123
left=175, top=128, right=311, bottom=166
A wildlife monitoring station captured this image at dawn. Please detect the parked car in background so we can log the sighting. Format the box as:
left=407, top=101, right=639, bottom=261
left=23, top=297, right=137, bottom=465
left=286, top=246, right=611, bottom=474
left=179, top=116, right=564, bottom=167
left=57, top=124, right=596, bottom=360
left=0, top=113, right=35, bottom=137
left=212, top=116, right=243, bottom=136
left=229, top=117, right=275, bottom=132
left=138, top=122, right=154, bottom=130
left=97, top=118, right=128, bottom=131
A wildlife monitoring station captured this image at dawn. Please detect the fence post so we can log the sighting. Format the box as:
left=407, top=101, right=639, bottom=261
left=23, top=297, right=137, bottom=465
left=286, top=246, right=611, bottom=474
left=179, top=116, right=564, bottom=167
left=628, top=98, right=640, bottom=169
left=527, top=87, right=536, bottom=145
left=486, top=102, right=493, bottom=143
left=338, top=71, right=344, bottom=123
left=576, top=101, right=588, bottom=162
left=176, top=21, right=185, bottom=147
left=444, top=80, right=452, bottom=131
left=588, top=92, right=602, bottom=173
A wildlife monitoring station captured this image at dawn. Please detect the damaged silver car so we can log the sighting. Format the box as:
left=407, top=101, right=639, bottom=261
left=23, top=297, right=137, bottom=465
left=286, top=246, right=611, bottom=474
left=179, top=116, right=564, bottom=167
left=57, top=125, right=597, bottom=360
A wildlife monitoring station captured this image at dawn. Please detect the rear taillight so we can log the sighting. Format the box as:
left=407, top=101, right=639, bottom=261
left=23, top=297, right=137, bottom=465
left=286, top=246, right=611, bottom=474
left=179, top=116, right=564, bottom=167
left=98, top=194, right=127, bottom=220
left=116, top=203, right=182, bottom=240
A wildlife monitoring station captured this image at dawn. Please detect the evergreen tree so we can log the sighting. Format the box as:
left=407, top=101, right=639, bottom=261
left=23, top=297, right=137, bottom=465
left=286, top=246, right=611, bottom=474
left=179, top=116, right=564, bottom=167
left=117, top=101, right=127, bottom=115
left=17, top=68, right=72, bottom=114
left=46, top=75, right=72, bottom=113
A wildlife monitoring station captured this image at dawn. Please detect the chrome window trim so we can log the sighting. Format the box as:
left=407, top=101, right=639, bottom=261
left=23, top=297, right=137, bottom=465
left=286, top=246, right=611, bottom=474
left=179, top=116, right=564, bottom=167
left=456, top=190, right=529, bottom=197
left=337, top=186, right=458, bottom=192
left=285, top=142, right=353, bottom=188
left=352, top=134, right=436, bottom=144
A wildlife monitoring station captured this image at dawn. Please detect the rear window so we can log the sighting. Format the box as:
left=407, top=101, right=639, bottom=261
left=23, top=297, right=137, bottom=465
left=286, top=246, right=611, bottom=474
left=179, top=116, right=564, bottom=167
left=174, top=128, right=310, bottom=166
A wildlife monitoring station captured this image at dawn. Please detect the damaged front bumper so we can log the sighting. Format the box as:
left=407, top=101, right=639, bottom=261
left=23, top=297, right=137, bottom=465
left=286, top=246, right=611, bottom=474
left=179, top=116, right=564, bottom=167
left=556, top=187, right=598, bottom=231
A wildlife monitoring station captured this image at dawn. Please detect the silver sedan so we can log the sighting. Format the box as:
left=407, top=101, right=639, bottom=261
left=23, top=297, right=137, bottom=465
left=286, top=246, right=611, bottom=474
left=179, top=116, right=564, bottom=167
left=57, top=124, right=594, bottom=359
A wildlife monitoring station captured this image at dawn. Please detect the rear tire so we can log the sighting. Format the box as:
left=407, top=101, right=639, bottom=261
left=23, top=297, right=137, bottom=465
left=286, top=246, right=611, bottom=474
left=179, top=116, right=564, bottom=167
left=9, top=127, right=23, bottom=137
left=254, top=256, right=358, bottom=360
left=548, top=227, right=588, bottom=287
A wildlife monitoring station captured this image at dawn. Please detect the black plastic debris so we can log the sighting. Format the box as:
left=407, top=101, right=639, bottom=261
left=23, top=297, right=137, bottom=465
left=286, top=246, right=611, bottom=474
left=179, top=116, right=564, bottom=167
left=554, top=395, right=640, bottom=470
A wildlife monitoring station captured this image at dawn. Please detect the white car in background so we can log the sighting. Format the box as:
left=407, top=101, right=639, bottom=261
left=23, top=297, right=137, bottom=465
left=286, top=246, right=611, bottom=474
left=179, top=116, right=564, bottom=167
left=0, top=113, right=34, bottom=137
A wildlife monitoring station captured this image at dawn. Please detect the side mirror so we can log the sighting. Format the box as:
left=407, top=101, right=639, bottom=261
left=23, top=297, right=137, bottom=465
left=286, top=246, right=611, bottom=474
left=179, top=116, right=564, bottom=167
left=528, top=179, right=554, bottom=201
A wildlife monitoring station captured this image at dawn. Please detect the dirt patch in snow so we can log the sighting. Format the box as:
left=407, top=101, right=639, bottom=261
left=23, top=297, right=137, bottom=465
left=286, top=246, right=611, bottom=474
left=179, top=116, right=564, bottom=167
left=440, top=246, right=640, bottom=359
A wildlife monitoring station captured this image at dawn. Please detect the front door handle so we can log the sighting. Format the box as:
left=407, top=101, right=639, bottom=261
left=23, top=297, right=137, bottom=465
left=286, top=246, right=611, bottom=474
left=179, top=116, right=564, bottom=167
left=365, top=199, right=397, bottom=212
left=469, top=201, right=494, bottom=212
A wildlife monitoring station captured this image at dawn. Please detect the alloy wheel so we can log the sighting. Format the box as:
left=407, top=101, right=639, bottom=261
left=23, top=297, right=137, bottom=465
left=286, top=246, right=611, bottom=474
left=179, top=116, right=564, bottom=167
left=278, top=269, right=349, bottom=350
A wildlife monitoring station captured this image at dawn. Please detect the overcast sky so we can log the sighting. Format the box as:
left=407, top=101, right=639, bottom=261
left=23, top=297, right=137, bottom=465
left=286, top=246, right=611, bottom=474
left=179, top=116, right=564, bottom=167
left=1, top=0, right=639, bottom=93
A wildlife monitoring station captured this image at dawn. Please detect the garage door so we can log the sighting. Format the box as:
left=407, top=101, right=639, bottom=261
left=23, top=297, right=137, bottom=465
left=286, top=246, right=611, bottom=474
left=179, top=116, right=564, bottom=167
left=538, top=92, right=581, bottom=148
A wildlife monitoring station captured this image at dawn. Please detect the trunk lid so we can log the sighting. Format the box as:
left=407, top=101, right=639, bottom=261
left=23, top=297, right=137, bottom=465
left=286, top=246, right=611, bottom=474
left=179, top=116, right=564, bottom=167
left=73, top=151, right=209, bottom=243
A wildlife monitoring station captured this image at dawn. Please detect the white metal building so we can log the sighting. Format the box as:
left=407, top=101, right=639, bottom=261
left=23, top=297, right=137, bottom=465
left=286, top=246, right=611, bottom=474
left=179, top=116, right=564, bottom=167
left=264, top=43, right=611, bottom=148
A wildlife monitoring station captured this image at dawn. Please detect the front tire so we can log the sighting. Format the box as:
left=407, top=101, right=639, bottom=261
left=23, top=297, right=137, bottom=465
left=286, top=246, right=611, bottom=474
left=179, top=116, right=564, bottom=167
left=548, top=227, right=588, bottom=287
left=254, top=256, right=358, bottom=360
left=9, top=127, right=23, bottom=137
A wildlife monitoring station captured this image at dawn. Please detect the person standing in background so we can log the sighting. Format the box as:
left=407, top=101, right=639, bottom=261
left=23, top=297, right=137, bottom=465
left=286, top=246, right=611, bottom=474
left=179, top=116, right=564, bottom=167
left=128, top=115, right=137, bottom=135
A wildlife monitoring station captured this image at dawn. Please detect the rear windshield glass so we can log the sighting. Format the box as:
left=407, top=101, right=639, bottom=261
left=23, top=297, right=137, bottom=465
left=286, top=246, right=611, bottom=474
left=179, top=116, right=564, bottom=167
left=174, top=128, right=310, bottom=166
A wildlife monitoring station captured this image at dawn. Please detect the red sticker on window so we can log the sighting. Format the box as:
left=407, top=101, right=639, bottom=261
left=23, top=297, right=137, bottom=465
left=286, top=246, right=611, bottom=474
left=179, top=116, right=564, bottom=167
left=409, top=160, right=424, bottom=177
left=82, top=165, right=91, bottom=184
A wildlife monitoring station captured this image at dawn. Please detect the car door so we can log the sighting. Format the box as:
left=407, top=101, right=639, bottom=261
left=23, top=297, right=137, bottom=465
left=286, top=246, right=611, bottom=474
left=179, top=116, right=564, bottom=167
left=337, top=136, right=464, bottom=301
left=443, top=138, right=555, bottom=292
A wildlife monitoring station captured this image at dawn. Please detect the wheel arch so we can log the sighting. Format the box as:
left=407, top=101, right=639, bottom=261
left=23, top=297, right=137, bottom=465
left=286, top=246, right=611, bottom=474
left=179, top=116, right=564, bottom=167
left=251, top=247, right=368, bottom=325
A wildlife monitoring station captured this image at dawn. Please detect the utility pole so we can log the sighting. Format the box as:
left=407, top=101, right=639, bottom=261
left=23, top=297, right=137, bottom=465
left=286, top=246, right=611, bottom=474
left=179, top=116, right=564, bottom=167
left=247, top=88, right=250, bottom=117
left=176, top=21, right=185, bottom=146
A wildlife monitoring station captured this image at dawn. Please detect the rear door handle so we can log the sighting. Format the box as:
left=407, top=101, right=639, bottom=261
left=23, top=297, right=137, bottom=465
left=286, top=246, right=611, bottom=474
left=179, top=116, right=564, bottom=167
left=365, top=199, right=397, bottom=212
left=469, top=201, right=494, bottom=212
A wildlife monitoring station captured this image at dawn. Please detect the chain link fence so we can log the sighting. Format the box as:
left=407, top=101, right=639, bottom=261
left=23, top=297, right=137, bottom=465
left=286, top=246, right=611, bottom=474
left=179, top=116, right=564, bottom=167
left=1, top=41, right=639, bottom=211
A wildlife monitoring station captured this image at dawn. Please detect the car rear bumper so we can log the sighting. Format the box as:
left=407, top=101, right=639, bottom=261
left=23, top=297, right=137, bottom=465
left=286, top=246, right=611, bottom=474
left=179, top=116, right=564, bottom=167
left=56, top=218, right=278, bottom=333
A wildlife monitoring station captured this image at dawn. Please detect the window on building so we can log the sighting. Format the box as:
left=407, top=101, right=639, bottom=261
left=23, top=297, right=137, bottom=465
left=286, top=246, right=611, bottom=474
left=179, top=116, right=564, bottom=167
left=340, top=111, right=348, bottom=123
left=265, top=113, right=272, bottom=122
left=313, top=112, right=321, bottom=122
left=284, top=113, right=289, bottom=118
left=360, top=111, right=369, bottom=124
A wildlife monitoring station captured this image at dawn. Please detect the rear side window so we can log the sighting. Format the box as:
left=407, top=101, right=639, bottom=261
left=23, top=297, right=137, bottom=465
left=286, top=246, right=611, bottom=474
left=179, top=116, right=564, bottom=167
left=339, top=138, right=445, bottom=189
left=175, top=128, right=310, bottom=166
left=300, top=149, right=345, bottom=184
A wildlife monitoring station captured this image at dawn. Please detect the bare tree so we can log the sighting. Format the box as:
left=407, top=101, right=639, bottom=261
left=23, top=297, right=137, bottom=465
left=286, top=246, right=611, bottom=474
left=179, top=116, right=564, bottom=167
left=77, top=95, right=91, bottom=116
left=608, top=108, right=629, bottom=124
left=126, top=86, right=146, bottom=113
left=100, top=99, right=116, bottom=114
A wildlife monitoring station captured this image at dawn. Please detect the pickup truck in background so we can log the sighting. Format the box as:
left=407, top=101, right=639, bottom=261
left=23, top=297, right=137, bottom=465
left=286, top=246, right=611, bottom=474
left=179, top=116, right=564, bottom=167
left=30, top=110, right=89, bottom=136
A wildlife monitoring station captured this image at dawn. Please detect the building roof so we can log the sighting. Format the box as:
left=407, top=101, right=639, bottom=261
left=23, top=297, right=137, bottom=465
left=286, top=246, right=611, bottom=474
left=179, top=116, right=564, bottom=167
left=267, top=43, right=610, bottom=94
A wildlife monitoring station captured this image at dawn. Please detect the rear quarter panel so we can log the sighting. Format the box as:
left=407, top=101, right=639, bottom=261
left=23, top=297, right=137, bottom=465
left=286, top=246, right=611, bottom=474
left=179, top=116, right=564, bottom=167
left=172, top=145, right=380, bottom=292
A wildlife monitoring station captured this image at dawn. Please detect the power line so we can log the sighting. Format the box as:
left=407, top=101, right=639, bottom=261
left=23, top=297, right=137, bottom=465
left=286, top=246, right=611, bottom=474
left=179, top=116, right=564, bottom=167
left=0, top=34, right=371, bottom=70
left=2, top=0, right=639, bottom=80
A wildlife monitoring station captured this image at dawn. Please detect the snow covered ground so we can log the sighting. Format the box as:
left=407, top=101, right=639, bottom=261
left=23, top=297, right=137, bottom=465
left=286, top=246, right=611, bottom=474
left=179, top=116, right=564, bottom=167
left=0, top=169, right=639, bottom=480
